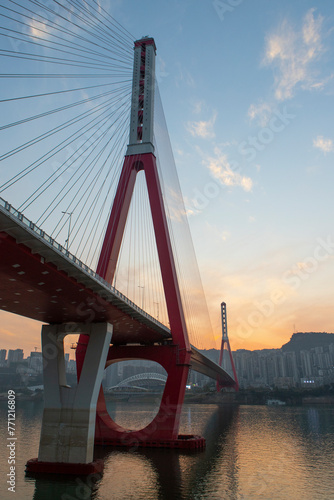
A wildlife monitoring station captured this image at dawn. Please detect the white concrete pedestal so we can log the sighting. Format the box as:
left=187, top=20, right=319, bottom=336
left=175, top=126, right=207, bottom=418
left=37, top=322, right=112, bottom=465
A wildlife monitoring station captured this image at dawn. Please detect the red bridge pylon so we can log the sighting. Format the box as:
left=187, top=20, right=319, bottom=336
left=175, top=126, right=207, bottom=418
left=76, top=37, right=204, bottom=449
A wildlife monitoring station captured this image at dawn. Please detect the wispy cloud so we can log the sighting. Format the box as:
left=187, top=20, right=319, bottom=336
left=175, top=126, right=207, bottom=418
left=165, top=189, right=186, bottom=223
left=29, top=19, right=50, bottom=39
left=248, top=101, right=273, bottom=126
left=192, top=100, right=205, bottom=114
left=205, top=222, right=231, bottom=242
left=205, top=147, right=253, bottom=191
left=186, top=208, right=196, bottom=217
left=0, top=328, right=15, bottom=338
left=313, top=135, right=334, bottom=153
left=187, top=112, right=217, bottom=139
left=175, top=64, right=195, bottom=88
left=263, top=8, right=325, bottom=101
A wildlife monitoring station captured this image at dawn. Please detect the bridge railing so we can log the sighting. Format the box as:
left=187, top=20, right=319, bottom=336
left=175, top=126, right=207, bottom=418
left=0, top=197, right=169, bottom=333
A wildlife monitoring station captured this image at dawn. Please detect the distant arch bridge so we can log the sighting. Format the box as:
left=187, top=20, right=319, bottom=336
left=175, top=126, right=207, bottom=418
left=106, top=372, right=167, bottom=391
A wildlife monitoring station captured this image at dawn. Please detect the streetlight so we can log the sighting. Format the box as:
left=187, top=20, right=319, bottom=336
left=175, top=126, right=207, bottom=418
left=62, top=211, right=73, bottom=251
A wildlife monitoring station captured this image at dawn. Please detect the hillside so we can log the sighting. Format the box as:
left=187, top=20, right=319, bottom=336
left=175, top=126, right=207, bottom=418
left=281, top=332, right=334, bottom=352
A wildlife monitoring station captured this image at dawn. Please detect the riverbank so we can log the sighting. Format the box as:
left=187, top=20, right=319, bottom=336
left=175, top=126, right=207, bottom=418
left=1, top=389, right=334, bottom=405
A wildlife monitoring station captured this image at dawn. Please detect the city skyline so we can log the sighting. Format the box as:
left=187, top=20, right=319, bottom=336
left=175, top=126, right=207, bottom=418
left=2, top=331, right=333, bottom=391
left=1, top=328, right=333, bottom=361
left=0, top=1, right=334, bottom=353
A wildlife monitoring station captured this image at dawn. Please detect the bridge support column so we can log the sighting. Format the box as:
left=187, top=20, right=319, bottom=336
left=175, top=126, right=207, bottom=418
left=26, top=322, right=112, bottom=475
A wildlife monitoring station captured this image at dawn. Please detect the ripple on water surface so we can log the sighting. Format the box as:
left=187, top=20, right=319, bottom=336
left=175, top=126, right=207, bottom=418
left=0, top=401, right=333, bottom=499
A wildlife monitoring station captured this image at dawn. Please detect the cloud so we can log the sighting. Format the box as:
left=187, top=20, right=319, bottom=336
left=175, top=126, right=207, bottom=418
left=0, top=328, right=15, bottom=338
left=248, top=101, right=273, bottom=126
left=192, top=100, right=205, bottom=114
left=187, top=112, right=217, bottom=139
left=205, top=147, right=253, bottom=192
left=186, top=208, right=196, bottom=217
left=175, top=64, right=195, bottom=88
left=313, top=135, right=334, bottom=153
left=221, top=230, right=230, bottom=241
left=165, top=187, right=192, bottom=222
left=28, top=19, right=50, bottom=39
left=263, top=8, right=326, bottom=101
left=205, top=223, right=231, bottom=242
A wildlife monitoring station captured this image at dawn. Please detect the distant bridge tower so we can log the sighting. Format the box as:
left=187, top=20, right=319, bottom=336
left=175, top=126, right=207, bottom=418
left=217, top=302, right=239, bottom=391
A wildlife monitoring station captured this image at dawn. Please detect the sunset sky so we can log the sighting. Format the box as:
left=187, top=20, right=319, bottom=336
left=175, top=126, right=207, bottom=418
left=1, top=0, right=334, bottom=356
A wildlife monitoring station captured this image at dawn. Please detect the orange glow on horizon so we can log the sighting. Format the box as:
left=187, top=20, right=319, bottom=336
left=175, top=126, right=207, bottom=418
left=0, top=312, right=77, bottom=360
left=2, top=305, right=331, bottom=360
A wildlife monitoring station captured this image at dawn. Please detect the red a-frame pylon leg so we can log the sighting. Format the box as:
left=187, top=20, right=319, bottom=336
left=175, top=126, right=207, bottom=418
left=96, top=153, right=189, bottom=348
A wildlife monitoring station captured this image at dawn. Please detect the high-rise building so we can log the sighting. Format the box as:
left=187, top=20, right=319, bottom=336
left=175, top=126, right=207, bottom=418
left=29, top=351, right=43, bottom=373
left=300, top=350, right=314, bottom=378
left=231, top=334, right=334, bottom=388
left=7, top=349, right=24, bottom=364
left=0, top=349, right=6, bottom=366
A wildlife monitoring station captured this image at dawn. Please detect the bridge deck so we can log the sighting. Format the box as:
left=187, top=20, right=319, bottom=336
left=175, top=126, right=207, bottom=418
left=190, top=347, right=235, bottom=386
left=0, top=199, right=235, bottom=385
left=0, top=199, right=170, bottom=344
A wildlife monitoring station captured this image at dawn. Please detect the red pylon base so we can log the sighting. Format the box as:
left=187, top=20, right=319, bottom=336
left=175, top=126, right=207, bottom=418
left=25, top=458, right=104, bottom=476
left=95, top=434, right=205, bottom=450
left=77, top=341, right=196, bottom=448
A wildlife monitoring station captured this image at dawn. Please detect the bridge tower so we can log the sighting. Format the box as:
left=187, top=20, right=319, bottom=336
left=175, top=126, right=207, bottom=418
left=76, top=37, right=204, bottom=448
left=217, top=302, right=239, bottom=391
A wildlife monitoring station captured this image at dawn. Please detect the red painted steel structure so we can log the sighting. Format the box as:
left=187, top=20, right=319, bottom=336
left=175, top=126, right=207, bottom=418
left=76, top=37, right=204, bottom=447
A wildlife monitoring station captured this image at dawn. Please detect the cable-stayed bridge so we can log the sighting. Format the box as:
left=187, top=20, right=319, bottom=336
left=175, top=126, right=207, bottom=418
left=0, top=1, right=238, bottom=475
left=0, top=197, right=234, bottom=381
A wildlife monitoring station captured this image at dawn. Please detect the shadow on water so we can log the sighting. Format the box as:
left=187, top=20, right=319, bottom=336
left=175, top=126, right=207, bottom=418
left=27, top=404, right=239, bottom=500
left=26, top=472, right=102, bottom=500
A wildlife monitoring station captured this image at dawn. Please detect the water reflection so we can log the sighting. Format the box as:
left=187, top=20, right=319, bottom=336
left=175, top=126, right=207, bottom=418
left=95, top=403, right=238, bottom=500
left=305, top=407, right=321, bottom=441
left=1, top=401, right=332, bottom=499
left=28, top=403, right=238, bottom=500
left=30, top=474, right=101, bottom=500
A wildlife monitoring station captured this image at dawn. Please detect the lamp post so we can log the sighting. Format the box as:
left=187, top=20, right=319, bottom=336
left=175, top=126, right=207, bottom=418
left=62, top=211, right=73, bottom=251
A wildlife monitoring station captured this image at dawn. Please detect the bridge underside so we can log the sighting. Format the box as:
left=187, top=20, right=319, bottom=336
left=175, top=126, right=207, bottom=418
left=0, top=232, right=169, bottom=344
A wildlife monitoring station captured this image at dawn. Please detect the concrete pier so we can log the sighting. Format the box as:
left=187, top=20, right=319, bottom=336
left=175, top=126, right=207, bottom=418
left=26, top=322, right=112, bottom=474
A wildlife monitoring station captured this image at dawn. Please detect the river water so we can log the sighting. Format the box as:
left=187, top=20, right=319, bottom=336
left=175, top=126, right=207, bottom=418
left=0, top=399, right=333, bottom=499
